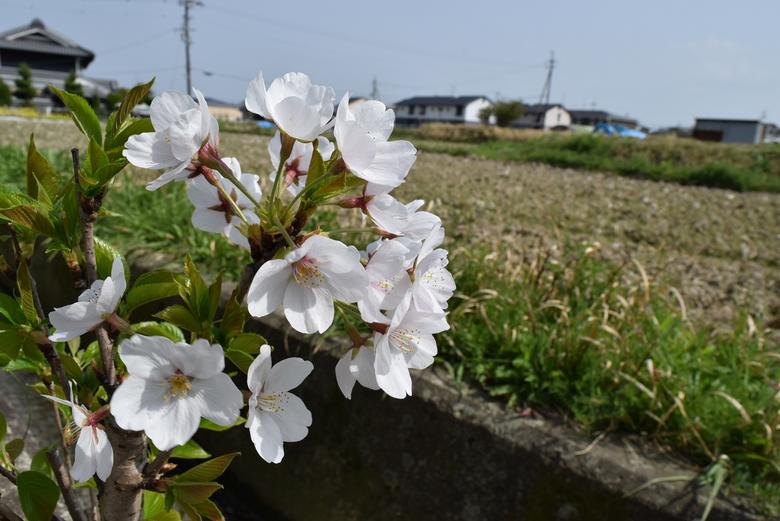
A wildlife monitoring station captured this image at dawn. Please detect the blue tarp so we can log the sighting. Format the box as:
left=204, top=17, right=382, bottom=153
left=593, top=122, right=646, bottom=139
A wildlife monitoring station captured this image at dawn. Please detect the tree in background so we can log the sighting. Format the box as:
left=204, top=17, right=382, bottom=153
left=64, top=70, right=84, bottom=97
left=105, top=87, right=153, bottom=113
left=480, top=100, right=525, bottom=127
left=14, top=63, right=37, bottom=107
left=0, top=78, right=11, bottom=106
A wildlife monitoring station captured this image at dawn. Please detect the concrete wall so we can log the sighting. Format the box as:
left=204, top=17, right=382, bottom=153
left=694, top=120, right=762, bottom=144
left=196, top=314, right=762, bottom=521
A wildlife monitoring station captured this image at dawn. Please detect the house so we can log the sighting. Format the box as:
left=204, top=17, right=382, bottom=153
left=569, top=109, right=639, bottom=130
left=0, top=18, right=118, bottom=109
left=513, top=103, right=571, bottom=130
left=692, top=118, right=780, bottom=144
left=205, top=97, right=243, bottom=122
left=393, top=96, right=492, bottom=126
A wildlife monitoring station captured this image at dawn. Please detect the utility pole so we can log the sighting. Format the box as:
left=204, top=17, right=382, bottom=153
left=180, top=0, right=201, bottom=95
left=538, top=50, right=555, bottom=106
left=370, top=76, right=380, bottom=100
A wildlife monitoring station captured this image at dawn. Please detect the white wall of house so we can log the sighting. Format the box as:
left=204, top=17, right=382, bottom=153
left=543, top=106, right=571, bottom=129
left=464, top=98, right=492, bottom=124
left=395, top=98, right=493, bottom=124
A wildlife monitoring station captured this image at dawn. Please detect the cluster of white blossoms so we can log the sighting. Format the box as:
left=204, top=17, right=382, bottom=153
left=45, top=70, right=454, bottom=482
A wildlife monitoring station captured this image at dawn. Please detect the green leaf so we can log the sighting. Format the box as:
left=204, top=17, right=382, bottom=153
left=0, top=411, right=6, bottom=444
left=49, top=85, right=102, bottom=146
left=115, top=78, right=155, bottom=132
left=147, top=512, right=182, bottom=521
left=217, top=296, right=246, bottom=342
left=106, top=118, right=153, bottom=156
left=143, top=490, right=167, bottom=519
left=225, top=349, right=254, bottom=374
left=0, top=328, right=27, bottom=360
left=0, top=187, right=56, bottom=237
left=17, top=470, right=60, bottom=521
left=85, top=138, right=109, bottom=182
left=131, top=322, right=185, bottom=342
left=207, top=274, right=222, bottom=324
left=124, top=270, right=183, bottom=316
left=304, top=149, right=325, bottom=188
left=0, top=294, right=25, bottom=325
left=199, top=417, right=244, bottom=432
left=170, top=439, right=210, bottom=459
left=94, top=237, right=125, bottom=279
left=30, top=447, right=53, bottom=478
left=194, top=499, right=224, bottom=521
left=16, top=259, right=39, bottom=325
left=5, top=438, right=24, bottom=462
left=155, top=305, right=202, bottom=334
left=60, top=354, right=83, bottom=380
left=93, top=160, right=128, bottom=185
left=172, top=482, right=222, bottom=505
left=177, top=452, right=239, bottom=483
left=180, top=256, right=211, bottom=322
left=26, top=135, right=60, bottom=201
left=179, top=502, right=202, bottom=521
left=229, top=333, right=265, bottom=354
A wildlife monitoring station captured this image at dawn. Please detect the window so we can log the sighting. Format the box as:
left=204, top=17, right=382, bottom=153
left=420, top=106, right=426, bottom=115
left=408, top=105, right=415, bottom=115
left=455, top=105, right=463, bottom=116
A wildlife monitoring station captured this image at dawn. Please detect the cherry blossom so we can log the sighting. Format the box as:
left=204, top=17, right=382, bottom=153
left=42, top=390, right=113, bottom=482
left=357, top=239, right=409, bottom=322
left=124, top=89, right=219, bottom=191
left=245, top=72, right=335, bottom=142
left=246, top=345, right=313, bottom=463
left=186, top=157, right=261, bottom=249
left=48, top=256, right=126, bottom=342
left=268, top=132, right=335, bottom=196
left=111, top=335, right=243, bottom=451
left=335, top=343, right=379, bottom=400
left=246, top=235, right=368, bottom=334
left=373, top=295, right=449, bottom=399
left=334, top=94, right=416, bottom=188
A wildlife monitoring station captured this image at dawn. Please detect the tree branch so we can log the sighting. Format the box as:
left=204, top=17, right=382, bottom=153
left=142, top=449, right=173, bottom=481
left=0, top=502, right=23, bottom=521
left=73, top=148, right=116, bottom=389
left=47, top=449, right=88, bottom=521
left=0, top=465, right=16, bottom=484
left=100, top=419, right=146, bottom=521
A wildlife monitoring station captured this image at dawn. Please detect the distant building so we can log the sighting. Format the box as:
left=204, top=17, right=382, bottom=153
left=393, top=96, right=492, bottom=126
left=513, top=103, right=571, bottom=130
left=692, top=118, right=780, bottom=144
left=205, top=97, right=243, bottom=122
left=569, top=109, right=639, bottom=129
left=0, top=18, right=118, bottom=109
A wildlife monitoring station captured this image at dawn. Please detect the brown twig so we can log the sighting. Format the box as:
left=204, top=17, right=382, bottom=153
left=142, top=449, right=173, bottom=481
left=0, top=465, right=16, bottom=485
left=47, top=449, right=88, bottom=521
left=73, top=148, right=116, bottom=389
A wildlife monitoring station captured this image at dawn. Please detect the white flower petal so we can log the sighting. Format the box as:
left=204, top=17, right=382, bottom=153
left=110, top=376, right=168, bottom=432
left=144, top=395, right=201, bottom=450
left=71, top=430, right=97, bottom=483
left=190, top=373, right=243, bottom=426
left=245, top=72, right=271, bottom=119
left=247, top=260, right=292, bottom=318
left=283, top=284, right=333, bottom=334
left=266, top=357, right=313, bottom=393
left=273, top=392, right=311, bottom=442
left=48, top=301, right=101, bottom=342
left=118, top=335, right=177, bottom=380
left=361, top=140, right=416, bottom=188
left=248, top=413, right=284, bottom=464
left=94, top=429, right=113, bottom=481
left=151, top=91, right=197, bottom=130
left=247, top=344, right=272, bottom=393
left=123, top=132, right=178, bottom=169
left=335, top=350, right=357, bottom=399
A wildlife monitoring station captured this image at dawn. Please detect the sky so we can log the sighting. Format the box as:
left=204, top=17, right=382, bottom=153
left=3, top=0, right=780, bottom=129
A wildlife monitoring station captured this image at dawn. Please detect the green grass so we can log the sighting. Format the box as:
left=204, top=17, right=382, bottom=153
left=408, top=133, right=780, bottom=193
left=441, top=245, right=780, bottom=512
left=2, top=142, right=778, bottom=512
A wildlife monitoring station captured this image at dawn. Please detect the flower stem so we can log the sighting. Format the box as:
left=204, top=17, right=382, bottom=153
left=273, top=216, right=296, bottom=248
left=203, top=169, right=250, bottom=225
left=215, top=160, right=261, bottom=207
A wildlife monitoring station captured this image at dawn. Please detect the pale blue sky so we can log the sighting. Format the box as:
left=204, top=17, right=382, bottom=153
left=4, top=0, right=779, bottom=128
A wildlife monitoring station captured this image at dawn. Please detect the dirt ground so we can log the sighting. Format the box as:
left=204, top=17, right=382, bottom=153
left=2, top=118, right=778, bottom=330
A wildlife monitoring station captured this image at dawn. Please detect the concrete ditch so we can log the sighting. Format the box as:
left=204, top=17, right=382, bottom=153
left=196, top=313, right=765, bottom=521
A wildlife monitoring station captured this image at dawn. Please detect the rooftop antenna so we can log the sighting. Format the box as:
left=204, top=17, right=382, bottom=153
left=180, top=0, right=202, bottom=95
left=538, top=50, right=555, bottom=105
left=370, top=76, right=380, bottom=100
